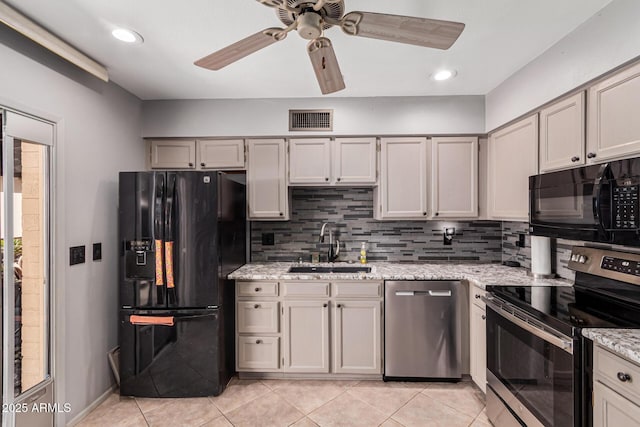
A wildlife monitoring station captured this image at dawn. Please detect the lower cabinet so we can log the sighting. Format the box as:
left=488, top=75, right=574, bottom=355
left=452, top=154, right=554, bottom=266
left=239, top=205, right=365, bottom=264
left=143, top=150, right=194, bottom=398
left=236, top=280, right=382, bottom=377
left=283, top=300, right=330, bottom=373
left=469, top=284, right=486, bottom=393
left=333, top=300, right=382, bottom=374
left=593, top=345, right=640, bottom=427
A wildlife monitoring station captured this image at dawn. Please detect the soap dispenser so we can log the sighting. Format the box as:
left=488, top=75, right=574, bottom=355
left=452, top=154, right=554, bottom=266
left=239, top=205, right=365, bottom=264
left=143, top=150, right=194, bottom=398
left=360, top=242, right=368, bottom=264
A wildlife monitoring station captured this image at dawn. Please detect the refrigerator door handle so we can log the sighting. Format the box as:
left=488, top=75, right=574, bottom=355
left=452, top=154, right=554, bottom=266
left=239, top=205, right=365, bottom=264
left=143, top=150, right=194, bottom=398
left=154, top=174, right=166, bottom=305
left=165, top=173, right=177, bottom=304
left=129, top=315, right=175, bottom=326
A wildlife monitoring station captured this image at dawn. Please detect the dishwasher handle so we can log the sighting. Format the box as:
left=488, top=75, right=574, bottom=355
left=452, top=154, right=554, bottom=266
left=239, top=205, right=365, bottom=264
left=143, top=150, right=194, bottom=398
left=394, top=290, right=452, bottom=297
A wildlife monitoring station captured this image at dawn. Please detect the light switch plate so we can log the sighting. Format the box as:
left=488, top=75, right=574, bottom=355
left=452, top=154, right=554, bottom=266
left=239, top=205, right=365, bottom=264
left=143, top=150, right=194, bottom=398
left=93, top=243, right=102, bottom=261
left=70, top=246, right=85, bottom=265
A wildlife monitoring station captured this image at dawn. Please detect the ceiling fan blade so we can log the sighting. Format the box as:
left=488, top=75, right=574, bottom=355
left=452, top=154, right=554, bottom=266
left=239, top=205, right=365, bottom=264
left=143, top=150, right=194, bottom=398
left=307, top=37, right=345, bottom=95
left=194, top=28, right=284, bottom=70
left=340, top=11, right=465, bottom=50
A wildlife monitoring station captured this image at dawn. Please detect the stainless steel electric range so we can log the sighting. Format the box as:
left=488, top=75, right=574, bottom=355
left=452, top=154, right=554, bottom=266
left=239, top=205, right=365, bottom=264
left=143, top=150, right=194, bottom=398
left=485, top=246, right=640, bottom=427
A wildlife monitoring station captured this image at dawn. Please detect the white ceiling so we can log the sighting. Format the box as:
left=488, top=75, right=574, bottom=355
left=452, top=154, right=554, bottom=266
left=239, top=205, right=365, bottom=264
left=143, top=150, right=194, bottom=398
left=5, top=0, right=613, bottom=100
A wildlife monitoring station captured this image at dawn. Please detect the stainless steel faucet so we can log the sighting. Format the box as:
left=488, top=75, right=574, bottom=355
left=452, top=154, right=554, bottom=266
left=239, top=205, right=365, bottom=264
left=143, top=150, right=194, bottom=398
left=319, top=222, right=340, bottom=262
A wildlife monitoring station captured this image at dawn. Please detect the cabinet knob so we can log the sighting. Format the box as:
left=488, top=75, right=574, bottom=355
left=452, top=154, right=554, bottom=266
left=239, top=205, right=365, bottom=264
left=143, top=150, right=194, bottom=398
left=254, top=287, right=261, bottom=292
left=325, top=177, right=329, bottom=182
left=188, top=162, right=194, bottom=167
left=255, top=339, right=263, bottom=344
left=254, top=304, right=260, bottom=309
left=323, top=303, right=328, bottom=308
left=617, top=372, right=632, bottom=382
left=571, top=156, right=580, bottom=162
left=279, top=212, right=284, bottom=217
left=423, top=212, right=427, bottom=216
left=201, top=162, right=206, bottom=167
left=435, top=212, right=439, bottom=216
left=481, top=315, right=486, bottom=320
left=337, top=177, right=341, bottom=182
left=587, top=152, right=597, bottom=159
left=337, top=304, right=343, bottom=308
left=475, top=294, right=481, bottom=299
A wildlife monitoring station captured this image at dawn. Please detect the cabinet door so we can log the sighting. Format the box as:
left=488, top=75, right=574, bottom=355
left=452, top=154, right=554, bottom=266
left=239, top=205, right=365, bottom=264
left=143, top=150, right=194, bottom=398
left=333, top=300, right=382, bottom=374
left=469, top=303, right=486, bottom=393
left=289, top=138, right=331, bottom=185
left=432, top=137, right=478, bottom=218
left=334, top=138, right=377, bottom=184
left=594, top=381, right=640, bottom=427
left=283, top=301, right=330, bottom=373
left=377, top=137, right=428, bottom=219
left=198, top=139, right=245, bottom=169
left=588, top=62, right=640, bottom=162
left=539, top=92, right=586, bottom=172
left=488, top=115, right=538, bottom=220
left=247, top=139, right=289, bottom=220
left=150, top=140, right=196, bottom=169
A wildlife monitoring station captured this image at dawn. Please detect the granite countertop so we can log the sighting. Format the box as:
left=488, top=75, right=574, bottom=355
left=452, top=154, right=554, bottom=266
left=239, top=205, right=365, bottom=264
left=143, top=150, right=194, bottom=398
left=228, top=262, right=572, bottom=290
left=583, top=329, right=640, bottom=365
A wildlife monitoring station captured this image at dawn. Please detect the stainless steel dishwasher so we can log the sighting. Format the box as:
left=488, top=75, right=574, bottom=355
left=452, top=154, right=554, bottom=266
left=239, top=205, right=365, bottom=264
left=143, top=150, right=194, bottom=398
left=384, top=280, right=462, bottom=380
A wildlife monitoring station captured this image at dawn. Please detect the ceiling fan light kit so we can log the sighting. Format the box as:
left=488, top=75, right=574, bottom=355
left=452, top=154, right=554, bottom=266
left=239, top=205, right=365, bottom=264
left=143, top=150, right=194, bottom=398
left=195, top=0, right=465, bottom=95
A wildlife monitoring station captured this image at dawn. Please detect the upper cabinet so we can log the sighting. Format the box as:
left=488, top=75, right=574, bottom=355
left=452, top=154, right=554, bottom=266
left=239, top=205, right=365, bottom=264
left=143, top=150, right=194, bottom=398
left=539, top=92, right=586, bottom=173
left=588, top=61, right=640, bottom=162
left=375, top=137, right=429, bottom=220
left=150, top=139, right=196, bottom=169
left=247, top=139, right=289, bottom=221
left=150, top=139, right=245, bottom=170
left=431, top=137, right=478, bottom=218
left=488, top=114, right=538, bottom=221
left=197, top=139, right=245, bottom=170
left=334, top=138, right=377, bottom=184
left=288, top=138, right=332, bottom=184
left=288, top=137, right=377, bottom=186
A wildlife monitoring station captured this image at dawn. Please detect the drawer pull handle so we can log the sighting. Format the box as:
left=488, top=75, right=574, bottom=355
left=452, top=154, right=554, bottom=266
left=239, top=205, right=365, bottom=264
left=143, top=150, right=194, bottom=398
left=255, top=339, right=263, bottom=344
left=323, top=303, right=328, bottom=308
left=254, top=304, right=260, bottom=309
left=481, top=315, right=486, bottom=320
left=475, top=294, right=481, bottom=299
left=337, top=304, right=343, bottom=308
left=255, top=287, right=261, bottom=292
left=617, top=372, right=632, bottom=382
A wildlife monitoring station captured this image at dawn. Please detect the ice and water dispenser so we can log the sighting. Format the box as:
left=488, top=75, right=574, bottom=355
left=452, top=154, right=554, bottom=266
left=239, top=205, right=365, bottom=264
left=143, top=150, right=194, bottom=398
left=124, top=239, right=155, bottom=280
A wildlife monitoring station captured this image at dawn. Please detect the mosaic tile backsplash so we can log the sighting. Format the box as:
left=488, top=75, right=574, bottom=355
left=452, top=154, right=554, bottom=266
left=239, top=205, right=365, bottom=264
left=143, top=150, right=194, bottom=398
left=251, top=188, right=503, bottom=263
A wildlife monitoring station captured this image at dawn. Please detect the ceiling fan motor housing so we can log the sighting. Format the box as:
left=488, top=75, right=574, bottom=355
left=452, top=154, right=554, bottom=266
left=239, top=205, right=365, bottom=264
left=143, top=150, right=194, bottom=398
left=298, top=12, right=323, bottom=39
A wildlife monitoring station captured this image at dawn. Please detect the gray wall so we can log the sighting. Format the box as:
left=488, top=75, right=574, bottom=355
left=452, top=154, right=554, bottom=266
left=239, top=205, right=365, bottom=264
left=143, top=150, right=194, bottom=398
left=252, top=188, right=503, bottom=263
left=0, top=29, right=145, bottom=423
left=486, top=0, right=640, bottom=131
left=142, top=96, right=485, bottom=137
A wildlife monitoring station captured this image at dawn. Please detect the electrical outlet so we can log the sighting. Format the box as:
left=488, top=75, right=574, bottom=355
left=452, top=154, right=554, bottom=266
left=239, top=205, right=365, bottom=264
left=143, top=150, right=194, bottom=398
left=262, top=232, right=275, bottom=246
left=517, top=233, right=526, bottom=248
left=70, top=246, right=85, bottom=265
left=93, top=243, right=102, bottom=261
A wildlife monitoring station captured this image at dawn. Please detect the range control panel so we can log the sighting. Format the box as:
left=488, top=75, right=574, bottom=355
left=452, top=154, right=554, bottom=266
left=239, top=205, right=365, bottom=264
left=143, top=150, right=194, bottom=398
left=613, top=185, right=639, bottom=229
left=569, top=246, right=640, bottom=286
left=601, top=256, right=640, bottom=277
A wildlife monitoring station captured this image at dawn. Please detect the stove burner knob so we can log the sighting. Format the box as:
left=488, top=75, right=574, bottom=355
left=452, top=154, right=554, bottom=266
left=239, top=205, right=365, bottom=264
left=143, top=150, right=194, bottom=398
left=617, top=372, right=632, bottom=382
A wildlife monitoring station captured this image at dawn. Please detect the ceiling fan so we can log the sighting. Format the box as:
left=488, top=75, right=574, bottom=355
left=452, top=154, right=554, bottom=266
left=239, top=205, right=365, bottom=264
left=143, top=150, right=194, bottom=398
left=194, top=0, right=465, bottom=95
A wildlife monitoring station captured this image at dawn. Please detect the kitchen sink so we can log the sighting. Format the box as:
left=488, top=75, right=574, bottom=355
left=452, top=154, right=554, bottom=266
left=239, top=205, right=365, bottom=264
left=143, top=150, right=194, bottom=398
left=287, top=266, right=372, bottom=274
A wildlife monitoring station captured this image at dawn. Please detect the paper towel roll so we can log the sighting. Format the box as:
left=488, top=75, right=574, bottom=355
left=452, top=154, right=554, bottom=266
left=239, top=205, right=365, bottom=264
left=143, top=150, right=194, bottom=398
left=531, top=236, right=552, bottom=275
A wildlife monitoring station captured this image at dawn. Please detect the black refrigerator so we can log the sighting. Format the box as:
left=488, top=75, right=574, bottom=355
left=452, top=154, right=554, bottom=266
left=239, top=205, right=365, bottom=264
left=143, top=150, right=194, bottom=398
left=118, top=171, right=245, bottom=397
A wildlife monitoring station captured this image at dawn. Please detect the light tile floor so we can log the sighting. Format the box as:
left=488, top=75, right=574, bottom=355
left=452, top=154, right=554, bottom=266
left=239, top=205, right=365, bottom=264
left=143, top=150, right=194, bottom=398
left=77, top=378, right=490, bottom=427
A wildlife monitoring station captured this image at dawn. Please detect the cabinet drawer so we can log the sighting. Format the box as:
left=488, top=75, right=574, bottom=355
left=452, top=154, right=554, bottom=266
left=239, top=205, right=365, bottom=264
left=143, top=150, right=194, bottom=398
left=595, top=346, right=640, bottom=402
left=332, top=281, right=381, bottom=298
left=237, top=281, right=279, bottom=297
left=282, top=281, right=330, bottom=297
left=471, top=285, right=487, bottom=308
left=237, top=301, right=279, bottom=334
left=237, top=336, right=280, bottom=371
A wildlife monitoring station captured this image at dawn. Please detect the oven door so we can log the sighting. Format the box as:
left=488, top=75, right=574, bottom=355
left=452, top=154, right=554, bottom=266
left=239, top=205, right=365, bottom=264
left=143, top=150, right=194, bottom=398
left=486, top=302, right=575, bottom=427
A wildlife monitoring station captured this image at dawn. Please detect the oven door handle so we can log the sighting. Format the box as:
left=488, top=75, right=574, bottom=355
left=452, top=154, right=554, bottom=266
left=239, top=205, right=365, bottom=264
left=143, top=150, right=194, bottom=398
left=484, top=298, right=574, bottom=355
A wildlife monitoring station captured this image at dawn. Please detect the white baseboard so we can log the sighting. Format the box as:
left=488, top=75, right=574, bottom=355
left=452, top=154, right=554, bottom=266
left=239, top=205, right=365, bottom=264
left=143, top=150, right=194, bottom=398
left=66, top=385, right=117, bottom=426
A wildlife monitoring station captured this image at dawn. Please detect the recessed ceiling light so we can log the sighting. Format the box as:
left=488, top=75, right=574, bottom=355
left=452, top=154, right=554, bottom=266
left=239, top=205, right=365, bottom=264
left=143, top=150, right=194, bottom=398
left=432, top=69, right=457, bottom=81
left=112, top=28, right=143, bottom=44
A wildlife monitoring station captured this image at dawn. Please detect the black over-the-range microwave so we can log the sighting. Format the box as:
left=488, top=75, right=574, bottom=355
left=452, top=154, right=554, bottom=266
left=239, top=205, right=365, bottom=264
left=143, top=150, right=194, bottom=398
left=530, top=157, right=640, bottom=246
